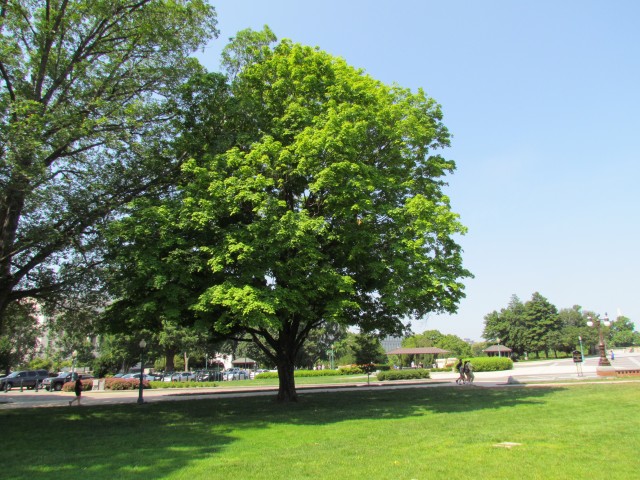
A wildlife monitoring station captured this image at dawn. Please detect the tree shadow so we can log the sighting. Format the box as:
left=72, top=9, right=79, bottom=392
left=1, top=385, right=564, bottom=479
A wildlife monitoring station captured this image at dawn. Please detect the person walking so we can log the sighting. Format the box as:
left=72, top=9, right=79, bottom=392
left=464, top=361, right=474, bottom=384
left=455, top=360, right=465, bottom=384
left=69, top=376, right=83, bottom=406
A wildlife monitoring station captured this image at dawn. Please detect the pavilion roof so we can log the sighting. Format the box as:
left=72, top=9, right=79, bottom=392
left=232, top=357, right=257, bottom=364
left=483, top=345, right=512, bottom=352
left=386, top=347, right=450, bottom=355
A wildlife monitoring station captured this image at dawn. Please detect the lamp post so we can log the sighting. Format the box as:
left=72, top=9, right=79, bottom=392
left=327, top=347, right=335, bottom=370
left=71, top=350, right=78, bottom=375
left=497, top=338, right=501, bottom=358
left=578, top=335, right=585, bottom=363
left=586, top=314, right=611, bottom=367
left=137, top=339, right=146, bottom=405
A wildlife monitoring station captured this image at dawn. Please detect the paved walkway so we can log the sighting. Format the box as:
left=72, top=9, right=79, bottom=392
left=1, top=350, right=638, bottom=410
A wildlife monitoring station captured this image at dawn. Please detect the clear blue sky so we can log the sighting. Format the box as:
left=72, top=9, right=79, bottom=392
left=196, top=1, right=640, bottom=340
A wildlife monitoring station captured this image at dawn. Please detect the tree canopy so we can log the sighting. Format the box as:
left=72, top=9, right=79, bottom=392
left=107, top=33, right=471, bottom=401
left=0, top=0, right=218, bottom=334
left=483, top=294, right=639, bottom=357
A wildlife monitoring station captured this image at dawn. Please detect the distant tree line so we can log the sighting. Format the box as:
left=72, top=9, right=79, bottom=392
left=483, top=292, right=638, bottom=359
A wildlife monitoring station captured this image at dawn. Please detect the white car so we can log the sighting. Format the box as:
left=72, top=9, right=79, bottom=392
left=171, top=372, right=196, bottom=382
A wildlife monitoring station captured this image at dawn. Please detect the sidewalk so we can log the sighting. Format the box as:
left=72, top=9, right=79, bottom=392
left=2, top=351, right=638, bottom=410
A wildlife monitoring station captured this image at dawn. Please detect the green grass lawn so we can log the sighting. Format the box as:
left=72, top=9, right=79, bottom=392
left=2, top=383, right=639, bottom=479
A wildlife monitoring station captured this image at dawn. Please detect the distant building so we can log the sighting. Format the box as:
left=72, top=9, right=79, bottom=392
left=381, top=336, right=403, bottom=353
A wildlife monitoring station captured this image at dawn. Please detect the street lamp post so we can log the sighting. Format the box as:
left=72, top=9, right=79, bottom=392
left=326, top=347, right=335, bottom=370
left=137, top=339, right=146, bottom=405
left=497, top=338, right=501, bottom=358
left=71, top=350, right=78, bottom=375
left=587, top=313, right=611, bottom=368
left=578, top=335, right=585, bottom=363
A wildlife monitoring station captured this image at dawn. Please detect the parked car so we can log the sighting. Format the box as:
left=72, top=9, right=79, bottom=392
left=42, top=372, right=93, bottom=392
left=223, top=368, right=249, bottom=380
left=171, top=372, right=196, bottom=382
left=120, top=373, right=157, bottom=382
left=195, top=370, right=223, bottom=382
left=0, top=370, right=51, bottom=391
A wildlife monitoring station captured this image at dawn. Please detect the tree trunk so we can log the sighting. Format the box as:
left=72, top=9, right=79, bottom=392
left=0, top=175, right=29, bottom=334
left=165, top=347, right=176, bottom=372
left=275, top=325, right=300, bottom=402
left=276, top=359, right=298, bottom=403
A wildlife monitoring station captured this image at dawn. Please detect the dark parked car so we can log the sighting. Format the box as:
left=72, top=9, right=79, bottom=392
left=42, top=372, right=93, bottom=391
left=195, top=370, right=224, bottom=382
left=0, top=370, right=50, bottom=391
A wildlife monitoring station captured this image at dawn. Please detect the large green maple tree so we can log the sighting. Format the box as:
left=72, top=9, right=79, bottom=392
left=183, top=39, right=470, bottom=401
left=107, top=34, right=471, bottom=401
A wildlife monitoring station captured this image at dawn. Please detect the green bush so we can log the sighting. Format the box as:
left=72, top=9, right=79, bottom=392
left=256, top=369, right=345, bottom=379
left=464, top=357, right=513, bottom=372
left=61, top=379, right=94, bottom=392
left=376, top=369, right=431, bottom=381
left=297, top=369, right=343, bottom=377
left=338, top=366, right=365, bottom=375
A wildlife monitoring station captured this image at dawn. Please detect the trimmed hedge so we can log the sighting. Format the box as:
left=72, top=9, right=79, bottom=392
left=376, top=369, right=431, bottom=381
left=104, top=378, right=150, bottom=390
left=256, top=369, right=344, bottom=379
left=255, top=365, right=392, bottom=379
left=60, top=379, right=94, bottom=392
left=462, top=357, right=513, bottom=372
left=338, top=366, right=365, bottom=375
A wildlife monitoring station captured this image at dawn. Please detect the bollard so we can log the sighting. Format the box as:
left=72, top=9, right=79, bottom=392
left=20, top=379, right=23, bottom=392
left=35, top=380, right=39, bottom=392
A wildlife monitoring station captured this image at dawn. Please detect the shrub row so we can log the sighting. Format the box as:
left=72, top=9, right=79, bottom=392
left=338, top=366, right=366, bottom=375
left=104, top=378, right=151, bottom=390
left=376, top=369, right=431, bottom=381
left=60, top=379, right=94, bottom=392
left=462, top=357, right=514, bottom=372
left=256, top=365, right=395, bottom=379
left=255, top=369, right=344, bottom=379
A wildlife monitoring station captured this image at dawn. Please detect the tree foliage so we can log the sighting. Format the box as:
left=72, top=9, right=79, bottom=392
left=109, top=33, right=471, bottom=402
left=0, top=300, right=41, bottom=373
left=0, top=0, right=218, bottom=333
left=483, top=295, right=638, bottom=357
left=185, top=38, right=470, bottom=401
left=396, top=329, right=471, bottom=366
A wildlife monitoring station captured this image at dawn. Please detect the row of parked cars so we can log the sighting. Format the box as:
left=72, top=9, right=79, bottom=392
left=0, top=370, right=95, bottom=391
left=0, top=367, right=271, bottom=391
left=114, top=368, right=263, bottom=382
left=0, top=370, right=51, bottom=391
left=129, top=368, right=255, bottom=382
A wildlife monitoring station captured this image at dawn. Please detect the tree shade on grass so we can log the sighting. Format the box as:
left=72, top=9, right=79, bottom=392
left=2, top=383, right=638, bottom=479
